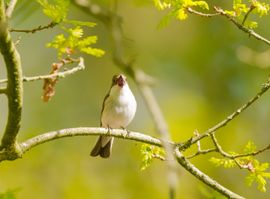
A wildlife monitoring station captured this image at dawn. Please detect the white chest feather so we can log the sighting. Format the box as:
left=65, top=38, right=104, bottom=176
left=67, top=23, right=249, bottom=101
left=101, top=84, right=137, bottom=128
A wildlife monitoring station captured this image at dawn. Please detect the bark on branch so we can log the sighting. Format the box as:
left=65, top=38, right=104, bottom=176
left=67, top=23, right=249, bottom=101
left=0, top=126, right=245, bottom=199
left=0, top=0, right=23, bottom=155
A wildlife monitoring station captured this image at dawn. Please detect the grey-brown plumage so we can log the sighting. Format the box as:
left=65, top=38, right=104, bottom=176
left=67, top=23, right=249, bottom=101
left=90, top=74, right=137, bottom=158
left=90, top=136, right=113, bottom=158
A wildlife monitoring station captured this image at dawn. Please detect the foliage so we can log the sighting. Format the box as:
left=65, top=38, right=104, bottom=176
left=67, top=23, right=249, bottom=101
left=209, top=141, right=270, bottom=192
left=37, top=0, right=69, bottom=23
left=153, top=0, right=270, bottom=29
left=140, top=144, right=165, bottom=170
left=47, top=26, right=105, bottom=58
left=37, top=0, right=105, bottom=59
left=153, top=0, right=209, bottom=27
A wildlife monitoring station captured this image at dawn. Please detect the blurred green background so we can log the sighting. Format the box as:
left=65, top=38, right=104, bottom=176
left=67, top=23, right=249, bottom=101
left=1, top=0, right=270, bottom=198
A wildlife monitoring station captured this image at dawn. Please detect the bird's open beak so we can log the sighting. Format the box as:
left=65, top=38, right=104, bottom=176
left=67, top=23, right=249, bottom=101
left=117, top=75, right=125, bottom=87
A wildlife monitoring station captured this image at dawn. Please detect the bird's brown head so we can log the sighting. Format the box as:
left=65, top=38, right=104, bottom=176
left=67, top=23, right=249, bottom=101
left=112, top=74, right=127, bottom=88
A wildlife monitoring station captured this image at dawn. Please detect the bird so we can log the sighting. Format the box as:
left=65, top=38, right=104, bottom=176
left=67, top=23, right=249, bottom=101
left=90, top=74, right=137, bottom=158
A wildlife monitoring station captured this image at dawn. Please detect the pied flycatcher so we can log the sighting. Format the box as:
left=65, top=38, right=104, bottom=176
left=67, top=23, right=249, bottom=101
left=90, top=74, right=137, bottom=158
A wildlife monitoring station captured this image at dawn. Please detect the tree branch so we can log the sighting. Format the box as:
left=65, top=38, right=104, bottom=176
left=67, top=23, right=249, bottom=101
left=187, top=8, right=220, bottom=17
left=9, top=21, right=57, bottom=34
left=175, top=148, right=245, bottom=199
left=0, top=1, right=23, bottom=155
left=0, top=57, right=85, bottom=84
left=214, top=6, right=270, bottom=46
left=0, top=125, right=245, bottom=199
left=242, top=5, right=255, bottom=25
left=0, top=127, right=163, bottom=162
left=186, top=148, right=217, bottom=159
left=180, top=77, right=270, bottom=150
left=232, top=143, right=270, bottom=159
left=5, top=0, right=17, bottom=18
left=187, top=6, right=270, bottom=47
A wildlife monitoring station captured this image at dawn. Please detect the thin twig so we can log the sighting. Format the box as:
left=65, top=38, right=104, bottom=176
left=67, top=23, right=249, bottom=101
left=175, top=148, right=245, bottom=199
left=187, top=8, right=220, bottom=17
left=179, top=77, right=270, bottom=150
left=0, top=57, right=85, bottom=84
left=9, top=21, right=57, bottom=34
left=214, top=6, right=270, bottom=46
left=211, top=131, right=270, bottom=159
left=210, top=133, right=256, bottom=170
left=186, top=130, right=217, bottom=159
left=186, top=148, right=217, bottom=159
left=242, top=5, right=255, bottom=25
left=186, top=6, right=270, bottom=47
left=210, top=133, right=231, bottom=158
left=6, top=0, right=17, bottom=18
left=232, top=143, right=270, bottom=158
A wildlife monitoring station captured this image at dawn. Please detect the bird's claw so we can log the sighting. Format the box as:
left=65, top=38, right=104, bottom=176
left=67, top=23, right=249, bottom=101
left=106, top=126, right=112, bottom=135
left=121, top=126, right=130, bottom=138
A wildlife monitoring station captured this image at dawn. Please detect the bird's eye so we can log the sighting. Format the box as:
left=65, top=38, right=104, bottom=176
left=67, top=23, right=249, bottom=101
left=112, top=75, right=118, bottom=84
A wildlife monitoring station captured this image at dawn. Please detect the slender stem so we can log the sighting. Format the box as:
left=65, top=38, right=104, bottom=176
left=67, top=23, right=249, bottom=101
left=232, top=143, right=270, bottom=158
left=186, top=148, right=217, bottom=159
left=242, top=5, right=255, bottom=25
left=9, top=21, right=57, bottom=34
left=180, top=78, right=270, bottom=150
left=175, top=148, right=245, bottom=199
left=0, top=0, right=23, bottom=153
left=214, top=6, right=270, bottom=46
left=210, top=133, right=231, bottom=157
left=187, top=8, right=220, bottom=17
left=0, top=57, right=84, bottom=84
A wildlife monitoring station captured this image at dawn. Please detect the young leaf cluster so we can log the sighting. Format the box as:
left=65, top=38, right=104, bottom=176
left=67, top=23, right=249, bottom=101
left=153, top=0, right=209, bottom=26
left=37, top=0, right=105, bottom=59
left=140, top=144, right=165, bottom=171
left=47, top=26, right=105, bottom=58
left=37, top=0, right=69, bottom=23
left=209, top=141, right=270, bottom=192
left=225, top=0, right=270, bottom=29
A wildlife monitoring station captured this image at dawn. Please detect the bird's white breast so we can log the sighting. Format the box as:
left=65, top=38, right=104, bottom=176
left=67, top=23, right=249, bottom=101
left=101, top=84, right=137, bottom=129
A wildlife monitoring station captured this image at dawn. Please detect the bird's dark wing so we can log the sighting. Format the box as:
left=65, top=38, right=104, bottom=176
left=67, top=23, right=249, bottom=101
left=100, top=93, right=110, bottom=127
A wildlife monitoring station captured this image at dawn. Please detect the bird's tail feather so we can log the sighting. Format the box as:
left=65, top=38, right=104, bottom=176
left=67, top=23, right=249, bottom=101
left=90, top=136, right=113, bottom=158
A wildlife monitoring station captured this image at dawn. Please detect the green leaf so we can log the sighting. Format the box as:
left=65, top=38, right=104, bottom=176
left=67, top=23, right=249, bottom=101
left=153, top=0, right=171, bottom=10
left=190, top=1, right=209, bottom=10
left=177, top=8, right=188, bottom=20
left=65, top=20, right=96, bottom=28
left=245, top=21, right=258, bottom=29
left=80, top=47, right=105, bottom=57
left=68, top=26, right=83, bottom=38
left=37, top=0, right=70, bottom=23
left=140, top=144, right=165, bottom=170
left=243, top=141, right=257, bottom=153
left=47, top=26, right=105, bottom=58
left=209, top=157, right=237, bottom=168
left=254, top=1, right=270, bottom=17
left=245, top=159, right=270, bottom=192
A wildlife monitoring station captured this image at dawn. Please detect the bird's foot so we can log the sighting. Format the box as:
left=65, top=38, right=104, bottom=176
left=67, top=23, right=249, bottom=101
left=121, top=126, right=130, bottom=138
left=106, top=126, right=112, bottom=135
